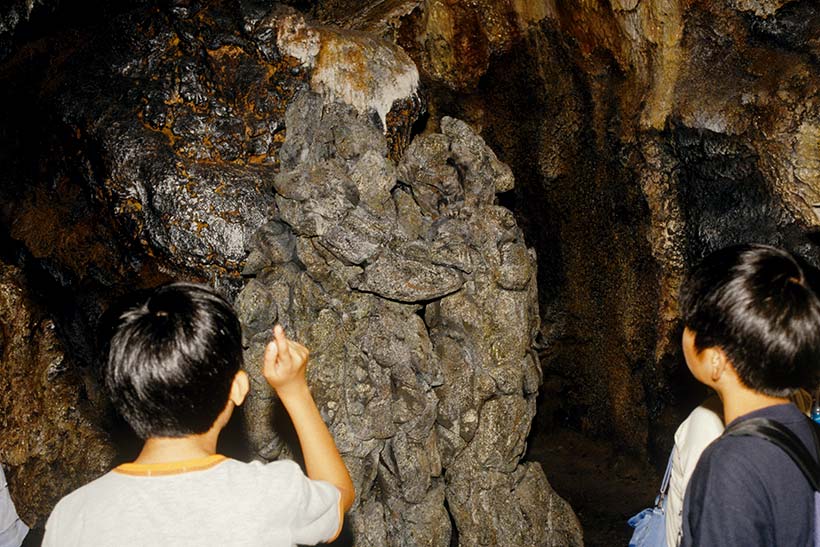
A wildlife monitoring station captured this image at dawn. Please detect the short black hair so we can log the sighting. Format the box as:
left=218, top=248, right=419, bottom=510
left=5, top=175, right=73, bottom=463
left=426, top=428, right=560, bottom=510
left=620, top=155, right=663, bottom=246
left=104, top=282, right=244, bottom=439
left=680, top=243, right=820, bottom=396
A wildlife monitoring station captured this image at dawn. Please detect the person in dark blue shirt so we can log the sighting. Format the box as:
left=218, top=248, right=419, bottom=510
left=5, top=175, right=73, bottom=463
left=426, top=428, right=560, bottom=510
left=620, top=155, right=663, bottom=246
left=678, top=244, right=820, bottom=546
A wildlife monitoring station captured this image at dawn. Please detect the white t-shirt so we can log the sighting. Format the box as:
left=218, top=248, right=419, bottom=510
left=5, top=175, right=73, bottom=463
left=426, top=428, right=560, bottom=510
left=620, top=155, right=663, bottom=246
left=43, top=456, right=341, bottom=547
left=664, top=398, right=723, bottom=547
left=0, top=465, right=28, bottom=547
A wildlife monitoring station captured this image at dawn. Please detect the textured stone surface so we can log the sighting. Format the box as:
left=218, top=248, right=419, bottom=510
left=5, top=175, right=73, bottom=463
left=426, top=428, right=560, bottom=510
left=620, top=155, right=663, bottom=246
left=542, top=0, right=820, bottom=451
left=237, top=94, right=581, bottom=546
left=395, top=0, right=551, bottom=92
left=0, top=1, right=421, bottom=287
left=276, top=11, right=419, bottom=129
left=0, top=263, right=115, bottom=529
left=0, top=3, right=580, bottom=540
left=0, top=1, right=426, bottom=534
left=382, top=0, right=820, bottom=455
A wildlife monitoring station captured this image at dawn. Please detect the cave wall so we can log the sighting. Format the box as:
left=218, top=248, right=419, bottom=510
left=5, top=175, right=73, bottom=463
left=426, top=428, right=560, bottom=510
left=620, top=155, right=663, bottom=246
left=0, top=2, right=582, bottom=545
left=2, top=0, right=820, bottom=541
left=0, top=263, right=114, bottom=531
left=361, top=0, right=820, bottom=453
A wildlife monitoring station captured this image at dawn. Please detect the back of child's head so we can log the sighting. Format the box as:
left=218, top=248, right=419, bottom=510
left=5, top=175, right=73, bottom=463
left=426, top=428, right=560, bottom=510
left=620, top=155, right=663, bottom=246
left=680, top=243, right=820, bottom=396
left=104, top=282, right=243, bottom=439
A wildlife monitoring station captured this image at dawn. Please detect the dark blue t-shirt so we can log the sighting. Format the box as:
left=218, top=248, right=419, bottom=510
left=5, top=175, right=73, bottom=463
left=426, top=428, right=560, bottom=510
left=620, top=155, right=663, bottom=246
left=681, top=403, right=817, bottom=547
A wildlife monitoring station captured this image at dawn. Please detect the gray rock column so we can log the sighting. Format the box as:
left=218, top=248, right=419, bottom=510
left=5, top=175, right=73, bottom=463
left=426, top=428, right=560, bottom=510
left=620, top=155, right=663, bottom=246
left=236, top=92, right=582, bottom=547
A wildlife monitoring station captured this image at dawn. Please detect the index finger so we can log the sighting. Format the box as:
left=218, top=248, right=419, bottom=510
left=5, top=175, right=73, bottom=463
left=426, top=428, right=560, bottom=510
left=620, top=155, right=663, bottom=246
left=273, top=325, right=292, bottom=364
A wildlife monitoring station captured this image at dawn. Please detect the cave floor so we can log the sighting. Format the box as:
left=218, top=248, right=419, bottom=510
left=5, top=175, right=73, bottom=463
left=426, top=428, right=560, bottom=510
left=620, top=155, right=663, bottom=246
left=527, top=427, right=662, bottom=547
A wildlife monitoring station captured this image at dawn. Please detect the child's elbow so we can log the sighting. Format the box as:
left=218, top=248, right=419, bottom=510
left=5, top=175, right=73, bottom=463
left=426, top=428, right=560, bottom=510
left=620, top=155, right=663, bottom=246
left=340, top=482, right=355, bottom=513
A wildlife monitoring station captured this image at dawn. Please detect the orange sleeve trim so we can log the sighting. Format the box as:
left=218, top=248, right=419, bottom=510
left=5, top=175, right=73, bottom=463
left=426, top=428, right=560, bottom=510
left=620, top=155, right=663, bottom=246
left=114, top=454, right=228, bottom=477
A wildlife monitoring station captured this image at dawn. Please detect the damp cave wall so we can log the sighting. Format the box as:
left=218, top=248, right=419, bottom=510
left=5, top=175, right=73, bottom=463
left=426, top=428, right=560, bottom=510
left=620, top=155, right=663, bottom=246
left=266, top=0, right=820, bottom=453
left=385, top=0, right=820, bottom=453
left=2, top=0, right=820, bottom=543
left=0, top=2, right=585, bottom=545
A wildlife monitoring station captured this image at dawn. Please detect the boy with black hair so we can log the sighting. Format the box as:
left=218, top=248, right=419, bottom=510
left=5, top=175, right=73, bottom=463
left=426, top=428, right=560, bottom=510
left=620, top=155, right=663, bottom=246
left=679, top=244, right=820, bottom=546
left=43, top=282, right=354, bottom=546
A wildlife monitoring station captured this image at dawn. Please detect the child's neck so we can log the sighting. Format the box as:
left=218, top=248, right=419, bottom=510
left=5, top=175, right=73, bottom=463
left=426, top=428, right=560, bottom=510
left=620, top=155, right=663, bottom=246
left=719, top=387, right=790, bottom=424
left=134, top=429, right=221, bottom=465
left=133, top=400, right=235, bottom=465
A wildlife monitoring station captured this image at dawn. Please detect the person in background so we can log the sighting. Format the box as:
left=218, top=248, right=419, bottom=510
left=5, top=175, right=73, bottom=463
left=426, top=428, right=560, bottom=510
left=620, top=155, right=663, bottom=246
left=664, top=389, right=811, bottom=546
left=677, top=244, right=820, bottom=546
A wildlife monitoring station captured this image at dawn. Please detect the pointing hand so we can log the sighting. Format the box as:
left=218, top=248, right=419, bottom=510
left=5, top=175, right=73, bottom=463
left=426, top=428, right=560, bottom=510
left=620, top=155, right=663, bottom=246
left=262, top=325, right=310, bottom=396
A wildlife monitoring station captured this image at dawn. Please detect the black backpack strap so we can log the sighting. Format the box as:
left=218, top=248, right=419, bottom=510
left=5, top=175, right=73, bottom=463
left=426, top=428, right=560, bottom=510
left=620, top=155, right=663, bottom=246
left=723, top=417, right=820, bottom=491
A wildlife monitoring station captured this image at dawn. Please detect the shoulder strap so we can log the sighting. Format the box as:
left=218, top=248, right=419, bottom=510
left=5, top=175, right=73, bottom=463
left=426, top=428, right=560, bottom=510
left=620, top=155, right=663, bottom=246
left=654, top=448, right=674, bottom=508
left=660, top=448, right=674, bottom=494
left=723, top=417, right=820, bottom=491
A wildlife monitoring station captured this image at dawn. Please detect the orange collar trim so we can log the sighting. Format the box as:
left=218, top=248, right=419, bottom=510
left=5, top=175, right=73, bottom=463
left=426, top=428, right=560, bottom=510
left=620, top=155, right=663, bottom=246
left=114, top=454, right=228, bottom=477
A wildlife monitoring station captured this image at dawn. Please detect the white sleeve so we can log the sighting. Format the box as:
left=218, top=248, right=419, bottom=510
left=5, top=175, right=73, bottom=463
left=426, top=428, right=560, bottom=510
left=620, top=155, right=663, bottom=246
left=289, top=468, right=343, bottom=545
left=41, top=514, right=58, bottom=547
left=676, top=402, right=724, bottom=494
left=665, top=400, right=724, bottom=547
left=0, top=466, right=27, bottom=547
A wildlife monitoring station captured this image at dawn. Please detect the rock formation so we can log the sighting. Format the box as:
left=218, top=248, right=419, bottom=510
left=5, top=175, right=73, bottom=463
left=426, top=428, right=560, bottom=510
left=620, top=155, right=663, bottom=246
left=0, top=2, right=581, bottom=544
left=237, top=92, right=581, bottom=546
left=1, top=1, right=421, bottom=286
left=0, top=262, right=114, bottom=531
left=363, top=0, right=820, bottom=453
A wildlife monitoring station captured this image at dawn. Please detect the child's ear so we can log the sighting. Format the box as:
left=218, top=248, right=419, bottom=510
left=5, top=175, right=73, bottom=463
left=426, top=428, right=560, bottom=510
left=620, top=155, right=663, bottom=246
left=708, top=347, right=730, bottom=382
left=230, top=370, right=250, bottom=406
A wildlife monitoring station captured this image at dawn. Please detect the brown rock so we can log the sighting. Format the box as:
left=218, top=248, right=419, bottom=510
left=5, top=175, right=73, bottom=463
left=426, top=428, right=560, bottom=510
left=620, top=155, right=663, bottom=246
left=0, top=263, right=115, bottom=528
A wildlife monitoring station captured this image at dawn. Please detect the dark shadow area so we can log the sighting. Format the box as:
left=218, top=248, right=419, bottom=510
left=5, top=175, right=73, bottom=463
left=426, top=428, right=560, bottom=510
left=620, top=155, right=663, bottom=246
left=526, top=424, right=660, bottom=547
left=217, top=405, right=255, bottom=462
left=1, top=0, right=153, bottom=63
left=20, top=528, right=43, bottom=547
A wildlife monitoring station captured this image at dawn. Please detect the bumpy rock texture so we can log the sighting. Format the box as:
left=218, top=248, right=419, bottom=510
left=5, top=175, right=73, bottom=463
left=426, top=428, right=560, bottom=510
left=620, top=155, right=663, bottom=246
left=365, top=0, right=820, bottom=454
left=0, top=1, right=420, bottom=287
left=0, top=262, right=114, bottom=529
left=0, top=1, right=580, bottom=544
left=5, top=0, right=820, bottom=543
left=236, top=92, right=581, bottom=546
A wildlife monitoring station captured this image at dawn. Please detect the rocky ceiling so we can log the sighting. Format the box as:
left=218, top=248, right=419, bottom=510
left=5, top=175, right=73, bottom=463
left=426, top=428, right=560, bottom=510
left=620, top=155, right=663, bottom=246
left=1, top=0, right=820, bottom=544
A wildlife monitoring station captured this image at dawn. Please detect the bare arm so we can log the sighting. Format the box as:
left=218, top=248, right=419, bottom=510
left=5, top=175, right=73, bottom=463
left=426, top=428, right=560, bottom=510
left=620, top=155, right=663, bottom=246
left=263, top=325, right=355, bottom=513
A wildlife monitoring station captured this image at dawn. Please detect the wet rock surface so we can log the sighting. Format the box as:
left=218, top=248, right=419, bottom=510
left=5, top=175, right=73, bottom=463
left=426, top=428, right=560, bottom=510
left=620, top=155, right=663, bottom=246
left=0, top=262, right=115, bottom=530
left=364, top=0, right=820, bottom=457
left=0, top=2, right=579, bottom=543
left=237, top=93, right=581, bottom=546
left=0, top=1, right=420, bottom=287
left=43, top=4, right=305, bottom=279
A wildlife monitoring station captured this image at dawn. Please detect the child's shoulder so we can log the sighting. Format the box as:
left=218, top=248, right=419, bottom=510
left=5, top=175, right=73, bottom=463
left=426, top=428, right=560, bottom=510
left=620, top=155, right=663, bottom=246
left=701, top=405, right=809, bottom=474
left=54, top=459, right=315, bottom=509
left=227, top=458, right=304, bottom=479
left=210, top=458, right=319, bottom=493
left=49, top=469, right=124, bottom=520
